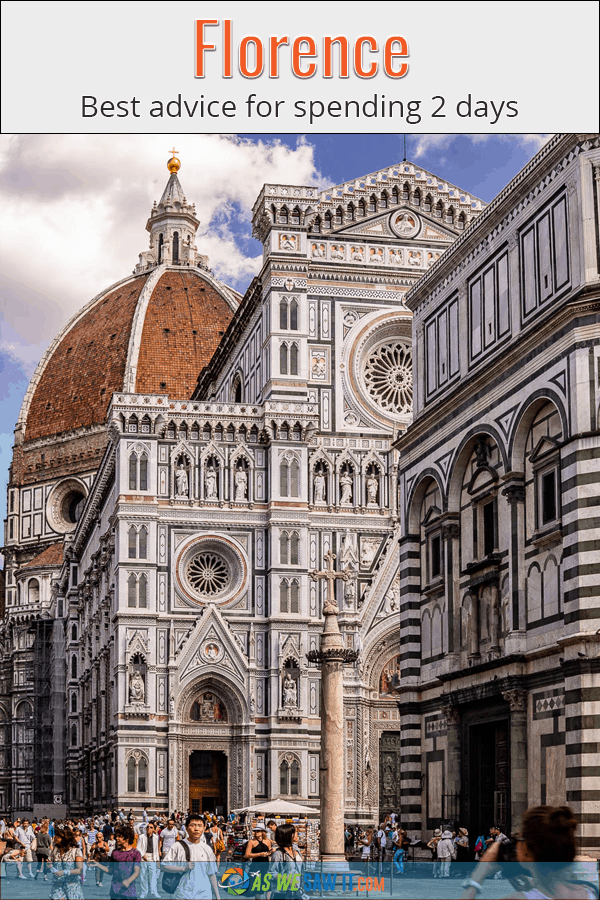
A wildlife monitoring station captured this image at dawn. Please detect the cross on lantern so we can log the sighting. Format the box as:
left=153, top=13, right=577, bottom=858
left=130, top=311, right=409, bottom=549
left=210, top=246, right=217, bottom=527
left=168, top=147, right=179, bottom=158
left=310, top=551, right=349, bottom=615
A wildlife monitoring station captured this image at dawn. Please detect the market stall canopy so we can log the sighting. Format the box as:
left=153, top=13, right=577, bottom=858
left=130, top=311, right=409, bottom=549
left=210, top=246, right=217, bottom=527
left=232, top=798, right=319, bottom=816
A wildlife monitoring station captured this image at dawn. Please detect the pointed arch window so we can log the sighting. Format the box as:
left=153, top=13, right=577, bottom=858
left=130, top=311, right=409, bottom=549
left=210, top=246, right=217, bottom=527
left=233, top=377, right=243, bottom=403
left=71, top=693, right=77, bottom=713
left=280, top=579, right=290, bottom=613
left=280, top=460, right=290, bottom=497
left=290, top=459, right=300, bottom=497
left=290, top=532, right=299, bottom=565
left=290, top=579, right=300, bottom=613
left=71, top=655, right=78, bottom=680
left=280, top=343, right=288, bottom=375
left=158, top=233, right=164, bottom=264
left=280, top=298, right=289, bottom=330
left=128, top=526, right=137, bottom=558
left=138, top=526, right=147, bottom=559
left=290, top=343, right=299, bottom=375
left=172, top=231, right=179, bottom=264
left=280, top=532, right=289, bottom=565
left=289, top=299, right=298, bottom=331
left=280, top=757, right=300, bottom=795
left=137, top=757, right=147, bottom=792
left=71, top=724, right=78, bottom=747
left=280, top=456, right=300, bottom=498
left=128, top=573, right=137, bottom=608
left=129, top=452, right=149, bottom=491
left=127, top=757, right=136, bottom=791
left=127, top=573, right=148, bottom=609
left=128, top=525, right=148, bottom=559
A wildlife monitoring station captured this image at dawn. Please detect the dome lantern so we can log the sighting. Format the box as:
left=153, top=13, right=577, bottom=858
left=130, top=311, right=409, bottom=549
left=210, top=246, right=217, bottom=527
left=135, top=152, right=208, bottom=273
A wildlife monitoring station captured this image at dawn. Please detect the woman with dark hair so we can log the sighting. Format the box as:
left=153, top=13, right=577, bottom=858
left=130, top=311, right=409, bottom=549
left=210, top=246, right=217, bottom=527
left=270, top=825, right=303, bottom=900
left=90, top=824, right=141, bottom=899
left=35, top=821, right=53, bottom=880
left=48, top=828, right=84, bottom=900
left=460, top=805, right=597, bottom=900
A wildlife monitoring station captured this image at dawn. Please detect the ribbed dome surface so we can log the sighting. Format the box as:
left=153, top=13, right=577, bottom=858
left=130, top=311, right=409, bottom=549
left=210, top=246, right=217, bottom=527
left=23, top=266, right=238, bottom=442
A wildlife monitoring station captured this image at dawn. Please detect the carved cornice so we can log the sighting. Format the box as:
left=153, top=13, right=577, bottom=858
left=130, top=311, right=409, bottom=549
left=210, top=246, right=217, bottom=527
left=306, top=648, right=359, bottom=665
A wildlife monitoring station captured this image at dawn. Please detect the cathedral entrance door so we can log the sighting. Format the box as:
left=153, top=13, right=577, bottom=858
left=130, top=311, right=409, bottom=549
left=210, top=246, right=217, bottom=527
left=379, top=732, right=402, bottom=819
left=464, top=719, right=509, bottom=838
left=189, top=750, right=228, bottom=816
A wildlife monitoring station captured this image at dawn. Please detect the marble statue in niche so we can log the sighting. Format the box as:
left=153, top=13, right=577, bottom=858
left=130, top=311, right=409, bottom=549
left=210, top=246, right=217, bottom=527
left=175, top=462, right=189, bottom=496
left=129, top=671, right=145, bottom=703
left=205, top=464, right=218, bottom=499
left=235, top=466, right=248, bottom=501
left=283, top=674, right=298, bottom=708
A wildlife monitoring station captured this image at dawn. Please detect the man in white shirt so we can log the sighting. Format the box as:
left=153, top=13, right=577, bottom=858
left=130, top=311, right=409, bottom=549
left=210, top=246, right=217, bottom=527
left=376, top=823, right=387, bottom=863
left=14, top=818, right=36, bottom=878
left=137, top=821, right=160, bottom=898
left=162, top=815, right=219, bottom=899
left=160, top=818, right=179, bottom=858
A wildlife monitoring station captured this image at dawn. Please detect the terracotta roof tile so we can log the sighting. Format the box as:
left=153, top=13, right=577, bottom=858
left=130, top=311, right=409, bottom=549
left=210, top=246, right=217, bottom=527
left=135, top=269, right=233, bottom=398
left=26, top=279, right=145, bottom=440
left=23, top=542, right=64, bottom=568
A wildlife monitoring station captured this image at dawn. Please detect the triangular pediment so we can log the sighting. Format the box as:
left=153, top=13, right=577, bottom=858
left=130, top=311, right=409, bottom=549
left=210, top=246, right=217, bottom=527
left=330, top=207, right=458, bottom=243
left=177, top=605, right=247, bottom=684
left=530, top=435, right=561, bottom=462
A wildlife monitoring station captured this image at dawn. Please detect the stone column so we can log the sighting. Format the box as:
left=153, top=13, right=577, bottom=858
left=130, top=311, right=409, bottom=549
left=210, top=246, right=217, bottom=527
left=502, top=689, right=528, bottom=831
left=502, top=482, right=525, bottom=636
left=308, top=552, right=357, bottom=861
left=467, top=591, right=480, bottom=663
left=441, top=701, right=461, bottom=821
left=442, top=521, right=460, bottom=658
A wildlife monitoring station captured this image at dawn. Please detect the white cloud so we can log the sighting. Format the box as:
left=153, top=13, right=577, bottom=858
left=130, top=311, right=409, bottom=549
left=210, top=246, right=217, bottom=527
left=412, top=133, right=554, bottom=158
left=0, top=134, right=322, bottom=367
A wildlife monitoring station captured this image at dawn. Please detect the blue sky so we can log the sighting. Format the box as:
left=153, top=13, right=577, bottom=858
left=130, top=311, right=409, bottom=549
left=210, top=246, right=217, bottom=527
left=0, top=133, right=552, bottom=531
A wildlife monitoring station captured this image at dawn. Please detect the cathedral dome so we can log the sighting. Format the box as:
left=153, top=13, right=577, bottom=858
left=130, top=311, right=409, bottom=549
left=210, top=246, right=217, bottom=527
left=18, top=162, right=241, bottom=444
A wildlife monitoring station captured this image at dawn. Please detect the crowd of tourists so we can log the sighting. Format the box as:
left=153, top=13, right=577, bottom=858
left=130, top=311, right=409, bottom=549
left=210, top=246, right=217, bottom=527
left=1, top=804, right=597, bottom=899
left=0, top=809, right=225, bottom=899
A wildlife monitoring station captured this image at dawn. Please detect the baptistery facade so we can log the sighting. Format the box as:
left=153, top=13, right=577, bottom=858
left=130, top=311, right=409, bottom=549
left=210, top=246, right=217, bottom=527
left=1, top=153, right=483, bottom=822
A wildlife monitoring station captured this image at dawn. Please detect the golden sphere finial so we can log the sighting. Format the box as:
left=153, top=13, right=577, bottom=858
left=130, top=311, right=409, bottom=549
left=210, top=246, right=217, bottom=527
left=167, top=147, right=180, bottom=174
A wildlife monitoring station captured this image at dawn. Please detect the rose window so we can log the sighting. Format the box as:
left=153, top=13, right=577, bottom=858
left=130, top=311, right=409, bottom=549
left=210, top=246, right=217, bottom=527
left=186, top=552, right=230, bottom=597
left=363, top=341, right=413, bottom=415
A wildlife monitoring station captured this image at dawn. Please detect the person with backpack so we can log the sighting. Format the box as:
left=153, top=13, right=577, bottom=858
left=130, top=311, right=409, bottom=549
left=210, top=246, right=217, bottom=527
left=161, top=814, right=219, bottom=899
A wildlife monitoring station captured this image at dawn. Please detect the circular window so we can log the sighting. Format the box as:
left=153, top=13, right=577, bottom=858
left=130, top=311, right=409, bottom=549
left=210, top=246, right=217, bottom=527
left=176, top=536, right=247, bottom=606
left=187, top=552, right=230, bottom=597
left=364, top=340, right=413, bottom=415
left=46, top=478, right=88, bottom=534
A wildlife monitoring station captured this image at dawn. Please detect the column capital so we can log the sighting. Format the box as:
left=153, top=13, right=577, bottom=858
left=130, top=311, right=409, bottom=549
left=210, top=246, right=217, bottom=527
left=441, top=701, right=461, bottom=726
left=502, top=483, right=525, bottom=504
left=442, top=522, right=460, bottom=541
left=502, top=689, right=528, bottom=712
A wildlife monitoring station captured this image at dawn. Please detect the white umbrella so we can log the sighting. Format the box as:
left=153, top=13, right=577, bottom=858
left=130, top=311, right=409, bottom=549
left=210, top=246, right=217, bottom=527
left=232, top=798, right=318, bottom=816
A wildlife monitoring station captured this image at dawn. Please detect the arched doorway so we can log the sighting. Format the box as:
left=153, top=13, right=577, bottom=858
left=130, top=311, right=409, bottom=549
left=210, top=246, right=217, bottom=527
left=172, top=676, right=252, bottom=815
left=189, top=750, right=228, bottom=815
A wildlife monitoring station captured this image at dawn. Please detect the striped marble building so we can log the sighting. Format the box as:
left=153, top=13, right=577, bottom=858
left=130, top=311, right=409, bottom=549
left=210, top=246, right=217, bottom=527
left=394, top=133, right=600, bottom=853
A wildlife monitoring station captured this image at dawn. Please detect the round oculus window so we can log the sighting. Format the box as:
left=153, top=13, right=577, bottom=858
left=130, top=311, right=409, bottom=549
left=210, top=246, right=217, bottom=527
left=177, top=536, right=246, bottom=606
left=186, top=551, right=230, bottom=597
left=46, top=478, right=89, bottom=534
left=363, top=339, right=413, bottom=415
